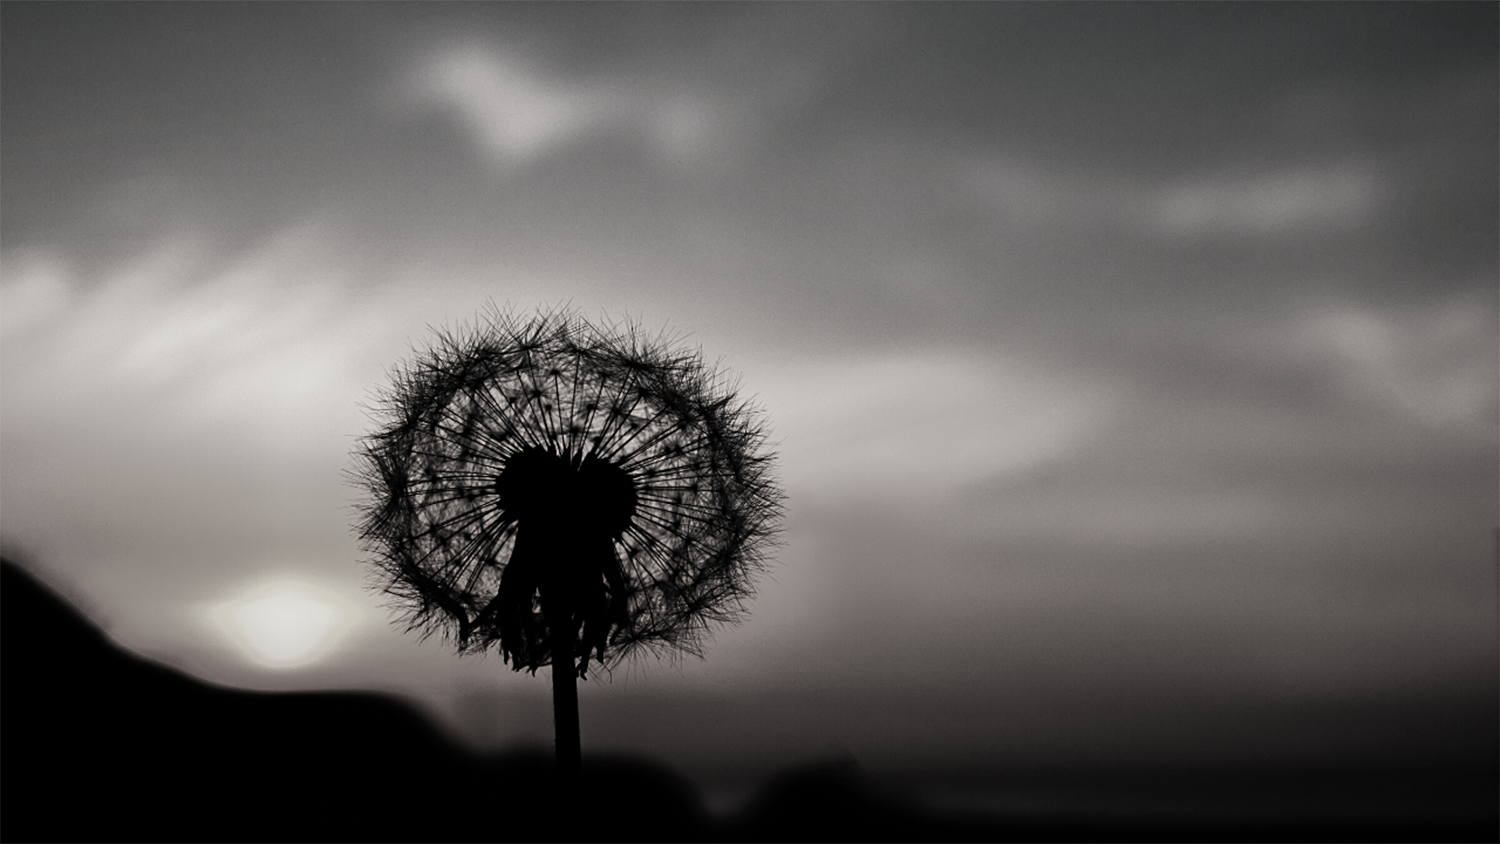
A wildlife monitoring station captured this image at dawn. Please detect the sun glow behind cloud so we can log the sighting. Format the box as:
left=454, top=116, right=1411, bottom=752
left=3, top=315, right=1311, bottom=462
left=207, top=576, right=360, bottom=669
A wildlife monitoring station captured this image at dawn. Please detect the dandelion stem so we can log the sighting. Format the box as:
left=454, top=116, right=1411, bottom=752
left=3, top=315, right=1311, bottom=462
left=549, top=603, right=582, bottom=785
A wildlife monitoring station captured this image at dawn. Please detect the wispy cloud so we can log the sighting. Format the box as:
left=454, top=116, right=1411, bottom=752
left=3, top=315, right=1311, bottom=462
left=967, top=156, right=1386, bottom=240
left=396, top=42, right=724, bottom=170
left=400, top=44, right=613, bottom=165
left=0, top=248, right=76, bottom=337
left=756, top=350, right=1119, bottom=505
left=1153, top=161, right=1383, bottom=239
left=1, top=223, right=389, bottom=447
left=1291, top=294, right=1497, bottom=432
left=385, top=6, right=880, bottom=176
left=952, top=292, right=1497, bottom=551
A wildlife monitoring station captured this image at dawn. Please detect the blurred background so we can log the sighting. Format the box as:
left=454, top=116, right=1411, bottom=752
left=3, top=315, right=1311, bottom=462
left=2, top=1, right=1495, bottom=824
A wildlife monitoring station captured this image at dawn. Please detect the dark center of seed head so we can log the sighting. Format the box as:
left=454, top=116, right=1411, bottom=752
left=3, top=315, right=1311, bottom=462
left=495, top=446, right=637, bottom=539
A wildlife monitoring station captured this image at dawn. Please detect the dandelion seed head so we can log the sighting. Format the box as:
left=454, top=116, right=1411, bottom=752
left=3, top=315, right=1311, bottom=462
left=351, top=305, right=783, bottom=672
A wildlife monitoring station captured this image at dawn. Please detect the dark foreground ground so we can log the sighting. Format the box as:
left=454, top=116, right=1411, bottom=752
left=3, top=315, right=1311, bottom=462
left=3, top=557, right=1494, bottom=842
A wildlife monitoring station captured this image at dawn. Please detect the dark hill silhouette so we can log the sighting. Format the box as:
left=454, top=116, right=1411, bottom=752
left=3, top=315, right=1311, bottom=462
left=0, top=556, right=704, bottom=842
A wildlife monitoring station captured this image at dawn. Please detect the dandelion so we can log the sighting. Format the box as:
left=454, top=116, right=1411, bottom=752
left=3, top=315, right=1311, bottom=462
left=352, top=305, right=782, bottom=776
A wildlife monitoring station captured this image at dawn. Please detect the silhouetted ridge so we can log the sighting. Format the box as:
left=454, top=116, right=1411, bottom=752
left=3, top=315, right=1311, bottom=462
left=0, top=557, right=706, bottom=842
left=726, top=756, right=929, bottom=841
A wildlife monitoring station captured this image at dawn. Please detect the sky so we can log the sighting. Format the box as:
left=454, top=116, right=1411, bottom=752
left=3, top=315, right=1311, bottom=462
left=2, top=1, right=1496, bottom=794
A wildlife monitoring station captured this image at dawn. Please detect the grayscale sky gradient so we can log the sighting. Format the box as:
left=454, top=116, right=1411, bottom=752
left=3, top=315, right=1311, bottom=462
left=3, top=2, right=1495, bottom=785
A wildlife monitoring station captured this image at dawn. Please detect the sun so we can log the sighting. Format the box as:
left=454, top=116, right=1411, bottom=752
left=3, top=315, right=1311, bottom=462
left=211, top=578, right=355, bottom=668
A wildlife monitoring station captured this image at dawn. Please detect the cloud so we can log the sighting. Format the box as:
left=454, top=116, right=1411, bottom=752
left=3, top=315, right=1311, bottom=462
left=1075, top=289, right=1499, bottom=435
left=966, top=156, right=1386, bottom=240
left=1153, top=161, right=1384, bottom=239
left=950, top=292, right=1497, bottom=550
left=383, top=6, right=892, bottom=175
left=401, top=44, right=613, bottom=164
left=0, top=223, right=392, bottom=449
left=0, top=248, right=76, bottom=336
left=754, top=350, right=1119, bottom=506
left=1293, top=295, right=1497, bottom=431
left=397, top=42, right=724, bottom=170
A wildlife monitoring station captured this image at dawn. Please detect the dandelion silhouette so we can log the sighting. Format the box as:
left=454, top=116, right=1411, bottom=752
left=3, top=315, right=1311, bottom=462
left=353, top=306, right=782, bottom=778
